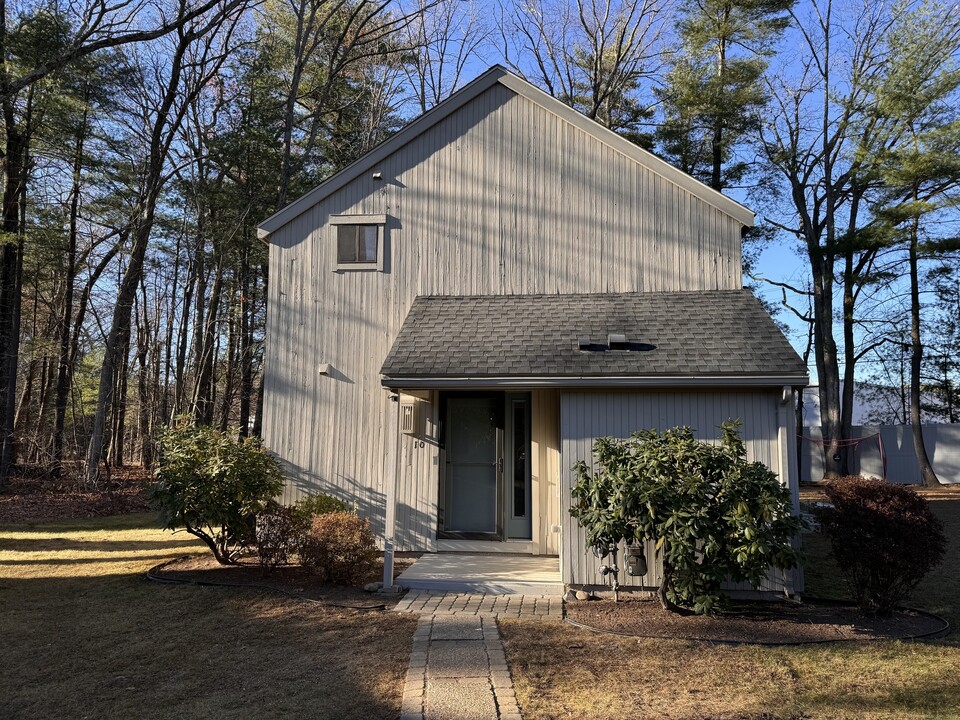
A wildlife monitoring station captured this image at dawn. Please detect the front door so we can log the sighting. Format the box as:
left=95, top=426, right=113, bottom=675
left=443, top=395, right=500, bottom=536
left=440, top=393, right=532, bottom=540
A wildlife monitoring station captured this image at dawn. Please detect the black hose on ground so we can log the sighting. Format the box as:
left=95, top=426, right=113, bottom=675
left=146, top=557, right=390, bottom=611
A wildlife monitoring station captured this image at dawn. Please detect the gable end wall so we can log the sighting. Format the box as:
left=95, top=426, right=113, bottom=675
left=263, top=83, right=747, bottom=549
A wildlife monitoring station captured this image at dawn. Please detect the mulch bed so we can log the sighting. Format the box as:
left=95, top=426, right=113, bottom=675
left=799, top=482, right=960, bottom=503
left=565, top=595, right=948, bottom=645
left=0, top=466, right=151, bottom=524
left=152, top=552, right=421, bottom=608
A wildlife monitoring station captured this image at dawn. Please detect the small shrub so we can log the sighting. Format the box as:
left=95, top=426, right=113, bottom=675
left=151, top=420, right=285, bottom=565
left=256, top=502, right=310, bottom=568
left=300, top=511, right=378, bottom=585
left=815, top=476, right=946, bottom=616
left=294, top=493, right=348, bottom=524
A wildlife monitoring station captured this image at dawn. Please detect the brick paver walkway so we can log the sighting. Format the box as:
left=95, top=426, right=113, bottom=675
left=392, top=591, right=562, bottom=619
left=394, top=593, right=562, bottom=719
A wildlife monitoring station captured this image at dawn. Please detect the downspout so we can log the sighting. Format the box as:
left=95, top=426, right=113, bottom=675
left=382, top=392, right=401, bottom=590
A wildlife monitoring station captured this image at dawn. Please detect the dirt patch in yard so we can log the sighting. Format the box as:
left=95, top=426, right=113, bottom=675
left=565, top=596, right=947, bottom=644
left=0, top=466, right=151, bottom=524
left=152, top=552, right=420, bottom=607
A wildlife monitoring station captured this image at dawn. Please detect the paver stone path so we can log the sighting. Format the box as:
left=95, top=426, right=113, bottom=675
left=394, top=592, right=561, bottom=720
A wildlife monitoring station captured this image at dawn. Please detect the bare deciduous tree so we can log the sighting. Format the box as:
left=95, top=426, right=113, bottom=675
left=499, top=0, right=670, bottom=137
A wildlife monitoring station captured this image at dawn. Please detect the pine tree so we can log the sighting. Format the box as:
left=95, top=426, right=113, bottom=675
left=656, top=0, right=792, bottom=191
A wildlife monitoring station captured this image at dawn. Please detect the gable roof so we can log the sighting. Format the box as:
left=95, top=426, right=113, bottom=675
left=380, top=291, right=808, bottom=389
left=258, top=66, right=755, bottom=239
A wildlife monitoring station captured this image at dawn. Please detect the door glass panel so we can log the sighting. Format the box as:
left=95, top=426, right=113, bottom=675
left=506, top=397, right=532, bottom=540
left=513, top=403, right=526, bottom=517
left=445, top=397, right=498, bottom=533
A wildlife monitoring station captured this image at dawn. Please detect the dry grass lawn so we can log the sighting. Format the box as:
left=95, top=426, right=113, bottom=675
left=0, top=513, right=417, bottom=720
left=502, top=492, right=960, bottom=720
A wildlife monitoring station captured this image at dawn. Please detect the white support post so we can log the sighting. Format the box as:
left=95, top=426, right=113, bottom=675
left=382, top=393, right=401, bottom=590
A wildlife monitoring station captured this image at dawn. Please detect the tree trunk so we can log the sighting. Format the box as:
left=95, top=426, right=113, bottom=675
left=656, top=558, right=679, bottom=612
left=192, top=258, right=223, bottom=424
left=161, top=233, right=182, bottom=424
left=237, top=254, right=253, bottom=437
left=710, top=35, right=727, bottom=190
left=52, top=110, right=86, bottom=477
left=840, top=253, right=857, bottom=476
left=174, top=252, right=196, bottom=416
left=137, top=299, right=153, bottom=467
left=909, top=214, right=939, bottom=486
left=218, top=281, right=238, bottom=431
left=107, top=298, right=133, bottom=468
left=0, top=121, right=25, bottom=484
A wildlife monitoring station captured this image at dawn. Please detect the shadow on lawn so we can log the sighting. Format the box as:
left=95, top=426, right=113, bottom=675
left=2, top=575, right=415, bottom=720
left=788, top=648, right=960, bottom=718
left=0, top=537, right=204, bottom=552
left=0, top=519, right=416, bottom=720
left=0, top=553, right=195, bottom=566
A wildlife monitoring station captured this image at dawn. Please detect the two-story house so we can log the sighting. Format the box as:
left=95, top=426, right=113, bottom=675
left=257, top=66, right=808, bottom=595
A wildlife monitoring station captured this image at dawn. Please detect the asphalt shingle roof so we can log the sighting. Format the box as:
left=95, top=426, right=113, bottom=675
left=380, top=291, right=807, bottom=382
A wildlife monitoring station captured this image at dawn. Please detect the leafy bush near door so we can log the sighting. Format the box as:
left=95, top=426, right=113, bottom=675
left=255, top=493, right=350, bottom=568
left=300, top=511, right=378, bottom=585
left=294, top=493, right=348, bottom=520
left=151, top=421, right=284, bottom=564
left=570, top=420, right=803, bottom=614
left=256, top=503, right=308, bottom=568
left=815, top=476, right=946, bottom=616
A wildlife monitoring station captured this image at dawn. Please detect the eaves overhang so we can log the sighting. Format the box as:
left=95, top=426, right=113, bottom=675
left=381, top=374, right=811, bottom=390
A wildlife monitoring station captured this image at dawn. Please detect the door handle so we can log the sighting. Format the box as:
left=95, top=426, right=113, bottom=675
left=497, top=457, right=504, bottom=474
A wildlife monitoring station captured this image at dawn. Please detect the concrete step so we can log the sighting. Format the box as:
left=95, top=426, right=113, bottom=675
left=396, top=552, right=564, bottom=596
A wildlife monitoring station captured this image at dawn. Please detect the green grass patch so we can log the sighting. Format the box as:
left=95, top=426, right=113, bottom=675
left=0, top=513, right=417, bottom=720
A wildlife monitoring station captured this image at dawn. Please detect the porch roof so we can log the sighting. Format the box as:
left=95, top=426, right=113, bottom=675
left=380, top=291, right=808, bottom=389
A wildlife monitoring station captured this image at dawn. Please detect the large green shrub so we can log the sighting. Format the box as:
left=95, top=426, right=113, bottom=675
left=815, top=476, right=946, bottom=616
left=300, top=511, right=378, bottom=585
left=571, top=421, right=803, bottom=614
left=151, top=422, right=284, bottom=564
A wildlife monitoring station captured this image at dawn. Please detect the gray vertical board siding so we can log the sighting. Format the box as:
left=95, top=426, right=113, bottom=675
left=263, top=83, right=747, bottom=551
left=532, top=390, right=562, bottom=555
left=800, top=425, right=960, bottom=484
left=559, top=390, right=790, bottom=592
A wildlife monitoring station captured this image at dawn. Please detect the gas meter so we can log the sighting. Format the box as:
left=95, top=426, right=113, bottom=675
left=625, top=543, right=647, bottom=577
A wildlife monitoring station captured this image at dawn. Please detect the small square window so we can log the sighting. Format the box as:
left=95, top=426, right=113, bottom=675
left=330, top=214, right=387, bottom=271
left=337, top=225, right=379, bottom=264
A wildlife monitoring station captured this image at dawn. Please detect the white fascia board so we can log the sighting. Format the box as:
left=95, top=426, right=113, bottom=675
left=381, top=374, right=810, bottom=390
left=496, top=74, right=755, bottom=227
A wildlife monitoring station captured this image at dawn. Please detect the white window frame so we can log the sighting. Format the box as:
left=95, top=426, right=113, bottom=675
left=330, top=214, right=387, bottom=272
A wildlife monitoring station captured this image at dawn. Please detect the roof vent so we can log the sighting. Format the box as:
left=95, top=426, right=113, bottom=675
left=607, top=333, right=628, bottom=349
left=577, top=336, right=592, bottom=350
